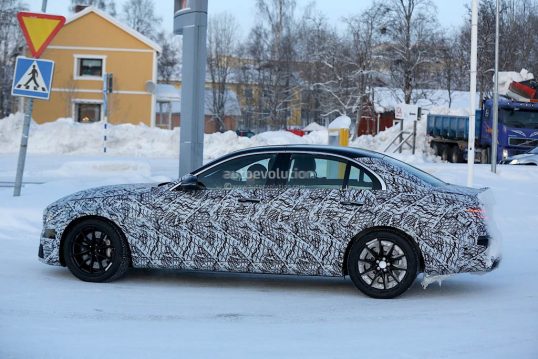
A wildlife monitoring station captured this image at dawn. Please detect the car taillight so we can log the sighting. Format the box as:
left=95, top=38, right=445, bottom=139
left=466, top=207, right=486, bottom=219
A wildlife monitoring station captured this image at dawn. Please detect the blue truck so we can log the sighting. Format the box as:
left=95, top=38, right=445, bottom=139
left=427, top=97, right=538, bottom=163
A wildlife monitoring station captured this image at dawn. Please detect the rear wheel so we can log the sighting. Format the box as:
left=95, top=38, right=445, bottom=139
left=431, top=142, right=441, bottom=156
left=63, top=219, right=130, bottom=282
left=347, top=232, right=419, bottom=299
left=450, top=146, right=463, bottom=163
left=440, top=145, right=449, bottom=162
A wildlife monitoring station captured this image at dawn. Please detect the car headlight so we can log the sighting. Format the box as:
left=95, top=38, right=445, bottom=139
left=502, top=149, right=509, bottom=159
left=510, top=159, right=519, bottom=165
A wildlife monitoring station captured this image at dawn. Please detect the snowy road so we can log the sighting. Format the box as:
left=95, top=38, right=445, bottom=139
left=0, top=154, right=537, bottom=358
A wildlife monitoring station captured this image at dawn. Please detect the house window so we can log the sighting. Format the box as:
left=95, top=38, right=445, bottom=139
left=75, top=103, right=101, bottom=123
left=78, top=58, right=103, bottom=77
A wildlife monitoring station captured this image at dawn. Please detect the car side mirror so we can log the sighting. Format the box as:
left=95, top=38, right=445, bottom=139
left=178, top=174, right=203, bottom=191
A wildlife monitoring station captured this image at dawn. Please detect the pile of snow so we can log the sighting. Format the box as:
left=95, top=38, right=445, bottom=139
left=0, top=114, right=330, bottom=161
left=303, top=122, right=326, bottom=132
left=328, top=115, right=351, bottom=129
left=0, top=113, right=438, bottom=163
left=351, top=117, right=439, bottom=164
left=497, top=69, right=534, bottom=96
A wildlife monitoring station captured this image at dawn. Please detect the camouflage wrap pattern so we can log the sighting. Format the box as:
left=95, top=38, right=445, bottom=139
left=39, top=157, right=500, bottom=277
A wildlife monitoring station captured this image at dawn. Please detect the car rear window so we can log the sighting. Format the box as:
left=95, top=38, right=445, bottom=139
left=383, top=156, right=446, bottom=187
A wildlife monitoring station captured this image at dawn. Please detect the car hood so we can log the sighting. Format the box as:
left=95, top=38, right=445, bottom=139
left=52, top=183, right=156, bottom=205
left=507, top=153, right=537, bottom=161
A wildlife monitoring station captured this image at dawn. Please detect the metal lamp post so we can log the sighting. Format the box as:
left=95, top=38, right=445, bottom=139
left=173, top=0, right=208, bottom=178
left=467, top=0, right=479, bottom=187
left=491, top=0, right=500, bottom=173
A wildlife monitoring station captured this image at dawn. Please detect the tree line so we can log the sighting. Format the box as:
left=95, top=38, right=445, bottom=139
left=1, top=0, right=537, bottom=132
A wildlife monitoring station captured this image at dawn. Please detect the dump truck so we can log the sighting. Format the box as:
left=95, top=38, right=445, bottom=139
left=427, top=97, right=538, bottom=163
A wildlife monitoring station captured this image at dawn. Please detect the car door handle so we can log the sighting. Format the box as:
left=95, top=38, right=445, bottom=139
left=340, top=200, right=364, bottom=207
left=238, top=197, right=261, bottom=204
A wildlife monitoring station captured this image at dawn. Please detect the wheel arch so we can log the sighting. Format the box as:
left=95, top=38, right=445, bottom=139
left=342, top=226, right=425, bottom=275
left=59, top=215, right=132, bottom=267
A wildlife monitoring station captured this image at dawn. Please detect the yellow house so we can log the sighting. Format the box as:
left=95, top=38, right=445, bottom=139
left=32, top=6, right=161, bottom=126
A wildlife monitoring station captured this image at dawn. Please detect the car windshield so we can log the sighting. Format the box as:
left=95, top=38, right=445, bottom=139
left=501, top=108, right=538, bottom=129
left=383, top=156, right=446, bottom=187
left=529, top=147, right=538, bottom=154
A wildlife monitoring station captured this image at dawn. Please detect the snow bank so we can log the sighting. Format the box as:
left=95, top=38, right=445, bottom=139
left=303, top=122, right=326, bottom=132
left=351, top=117, right=439, bottom=164
left=0, top=113, right=438, bottom=163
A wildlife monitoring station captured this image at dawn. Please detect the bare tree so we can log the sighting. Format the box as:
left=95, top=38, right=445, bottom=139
left=69, top=0, right=117, bottom=16
left=156, top=31, right=181, bottom=82
left=245, top=0, right=298, bottom=130
left=374, top=0, right=439, bottom=104
left=122, top=0, right=161, bottom=40
left=207, top=12, right=239, bottom=132
left=0, top=0, right=26, bottom=117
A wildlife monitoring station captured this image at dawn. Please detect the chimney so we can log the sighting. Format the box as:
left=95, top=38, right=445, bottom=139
left=74, top=5, right=89, bottom=13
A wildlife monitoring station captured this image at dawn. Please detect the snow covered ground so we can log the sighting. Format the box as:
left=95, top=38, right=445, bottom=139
left=0, top=152, right=537, bottom=358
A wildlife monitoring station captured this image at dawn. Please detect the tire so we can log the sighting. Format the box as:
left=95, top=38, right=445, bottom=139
left=480, top=147, right=490, bottom=164
left=431, top=142, right=441, bottom=156
left=347, top=231, right=419, bottom=299
left=440, top=145, right=449, bottom=162
left=450, top=146, right=462, bottom=163
left=63, top=219, right=130, bottom=282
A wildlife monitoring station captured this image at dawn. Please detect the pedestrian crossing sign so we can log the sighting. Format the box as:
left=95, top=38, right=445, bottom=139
left=11, top=56, right=55, bottom=100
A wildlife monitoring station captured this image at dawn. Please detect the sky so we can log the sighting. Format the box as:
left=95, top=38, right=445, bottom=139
left=28, top=0, right=470, bottom=37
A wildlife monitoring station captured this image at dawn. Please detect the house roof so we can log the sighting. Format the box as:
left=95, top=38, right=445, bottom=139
left=66, top=6, right=162, bottom=53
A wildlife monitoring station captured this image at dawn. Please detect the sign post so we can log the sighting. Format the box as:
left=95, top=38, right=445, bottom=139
left=11, top=8, right=65, bottom=196
left=174, top=0, right=208, bottom=177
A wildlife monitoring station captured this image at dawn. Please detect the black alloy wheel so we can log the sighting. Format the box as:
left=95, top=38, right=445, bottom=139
left=347, top=231, right=419, bottom=299
left=63, top=219, right=130, bottom=282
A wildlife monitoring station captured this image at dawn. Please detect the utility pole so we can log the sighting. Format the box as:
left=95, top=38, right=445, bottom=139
left=491, top=0, right=500, bottom=173
left=174, top=0, right=208, bottom=177
left=467, top=0, right=479, bottom=187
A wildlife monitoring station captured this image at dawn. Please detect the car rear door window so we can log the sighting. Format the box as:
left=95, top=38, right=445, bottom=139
left=285, top=153, right=382, bottom=190
left=286, top=154, right=348, bottom=189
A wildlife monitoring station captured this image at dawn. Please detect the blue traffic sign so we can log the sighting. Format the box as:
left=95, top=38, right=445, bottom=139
left=11, top=56, right=55, bottom=100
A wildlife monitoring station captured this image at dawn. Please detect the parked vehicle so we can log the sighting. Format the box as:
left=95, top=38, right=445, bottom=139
left=39, top=145, right=500, bottom=298
left=499, top=146, right=538, bottom=165
left=236, top=129, right=256, bottom=138
left=427, top=97, right=538, bottom=163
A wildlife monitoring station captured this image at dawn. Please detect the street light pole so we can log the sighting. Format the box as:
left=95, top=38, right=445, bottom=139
left=174, top=0, right=208, bottom=178
left=491, top=0, right=500, bottom=173
left=467, top=0, right=479, bottom=187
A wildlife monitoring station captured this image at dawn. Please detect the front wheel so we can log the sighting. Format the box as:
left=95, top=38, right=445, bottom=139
left=63, top=219, right=130, bottom=282
left=347, top=232, right=419, bottom=299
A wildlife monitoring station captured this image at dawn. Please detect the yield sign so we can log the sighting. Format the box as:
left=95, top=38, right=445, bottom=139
left=17, top=12, right=66, bottom=58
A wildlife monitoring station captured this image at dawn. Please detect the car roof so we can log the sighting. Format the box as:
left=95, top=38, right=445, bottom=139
left=194, top=145, right=385, bottom=174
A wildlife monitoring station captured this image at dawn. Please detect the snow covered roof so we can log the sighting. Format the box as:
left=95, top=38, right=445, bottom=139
left=155, top=84, right=241, bottom=117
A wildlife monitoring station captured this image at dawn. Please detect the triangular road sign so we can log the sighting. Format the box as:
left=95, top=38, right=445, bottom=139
left=17, top=12, right=66, bottom=58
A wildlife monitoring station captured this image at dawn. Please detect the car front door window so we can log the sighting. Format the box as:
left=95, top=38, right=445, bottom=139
left=197, top=153, right=278, bottom=189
